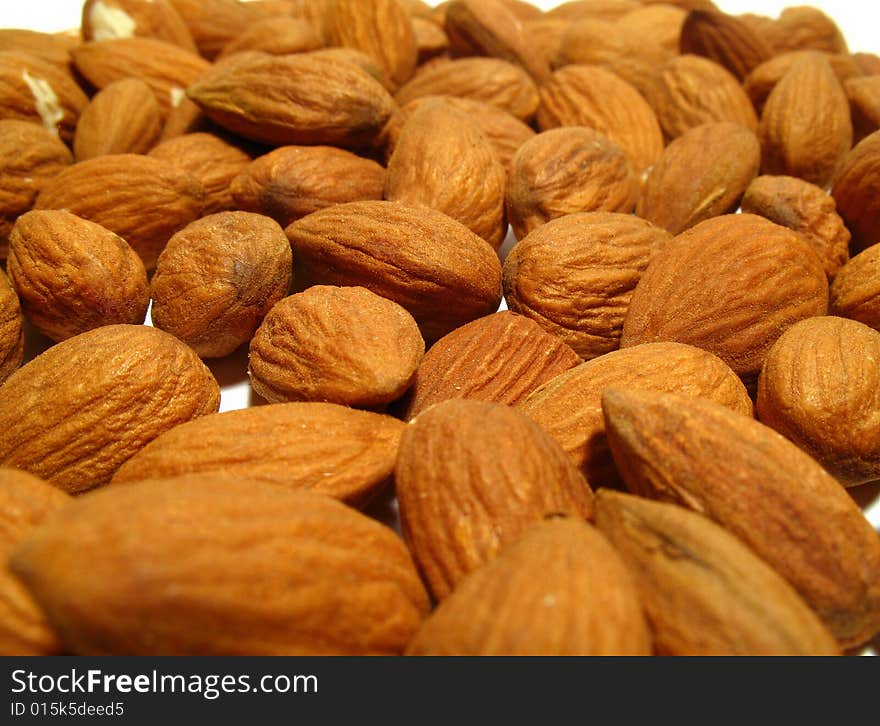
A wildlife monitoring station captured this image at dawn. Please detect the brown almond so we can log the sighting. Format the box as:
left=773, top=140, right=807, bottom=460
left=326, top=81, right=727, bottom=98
left=545, top=0, right=640, bottom=23
left=618, top=5, right=687, bottom=57
left=82, top=0, right=198, bottom=52
left=831, top=244, right=880, bottom=331
left=412, top=16, right=449, bottom=63
left=832, top=130, right=880, bottom=253
left=0, top=30, right=78, bottom=71
left=594, top=490, right=840, bottom=656
left=219, top=16, right=322, bottom=58
left=761, top=7, right=848, bottom=55
left=0, top=268, right=23, bottom=386
left=395, top=399, right=595, bottom=601
left=846, top=75, right=880, bottom=143
left=406, top=518, right=651, bottom=655
left=679, top=8, right=773, bottom=81
left=601, top=387, right=880, bottom=648
left=10, top=479, right=429, bottom=654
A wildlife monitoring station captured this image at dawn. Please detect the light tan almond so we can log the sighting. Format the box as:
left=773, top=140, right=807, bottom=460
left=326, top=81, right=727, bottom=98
left=0, top=30, right=77, bottom=71
left=219, top=16, right=322, bottom=58
left=82, top=0, right=197, bottom=52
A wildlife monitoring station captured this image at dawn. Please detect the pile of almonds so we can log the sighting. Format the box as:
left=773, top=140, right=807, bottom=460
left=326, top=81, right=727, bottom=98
left=1, top=0, right=880, bottom=656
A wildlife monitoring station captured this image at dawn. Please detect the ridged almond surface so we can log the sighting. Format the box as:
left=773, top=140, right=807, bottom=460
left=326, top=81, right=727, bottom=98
left=7, top=210, right=149, bottom=342
left=741, top=175, right=850, bottom=279
left=81, top=0, right=197, bottom=52
left=759, top=52, right=852, bottom=188
left=621, top=214, right=830, bottom=383
left=248, top=286, right=424, bottom=407
left=761, top=7, right=847, bottom=55
left=506, top=127, right=638, bottom=241
left=618, top=4, right=687, bottom=56
left=645, top=55, right=758, bottom=140
left=846, top=76, right=880, bottom=143
left=518, top=342, right=752, bottom=486
left=0, top=325, right=220, bottom=494
left=831, top=244, right=880, bottom=331
left=0, top=30, right=78, bottom=70
left=397, top=310, right=581, bottom=420
left=219, top=17, right=322, bottom=58
left=679, top=9, right=773, bottom=81
left=602, top=387, right=880, bottom=648
left=285, top=200, right=502, bottom=342
left=406, top=518, right=651, bottom=655
left=0, top=469, right=69, bottom=656
left=537, top=65, right=664, bottom=175
left=412, top=16, right=449, bottom=62
left=112, top=403, right=403, bottom=507
left=545, top=0, right=640, bottom=22
left=385, top=99, right=506, bottom=249
left=34, top=154, right=205, bottom=270
left=396, top=399, right=595, bottom=601
left=0, top=268, right=23, bottom=385
left=394, top=57, right=539, bottom=121
left=168, top=0, right=287, bottom=59
left=11, top=478, right=429, bottom=655
left=503, top=213, right=670, bottom=360
left=594, top=490, right=840, bottom=656
left=151, top=212, right=292, bottom=359
left=187, top=53, right=395, bottom=148
left=636, top=122, right=760, bottom=235
left=756, top=316, right=880, bottom=487
left=831, top=130, right=880, bottom=253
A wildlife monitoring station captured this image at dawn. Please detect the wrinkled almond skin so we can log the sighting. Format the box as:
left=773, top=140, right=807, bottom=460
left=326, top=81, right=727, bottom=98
left=412, top=16, right=449, bottom=62
left=248, top=286, right=424, bottom=407
left=503, top=213, right=670, bottom=360
left=0, top=268, right=23, bottom=385
left=537, top=65, right=664, bottom=175
left=397, top=310, right=581, bottom=420
left=506, top=127, right=638, bottom=241
left=645, top=54, right=758, bottom=141
left=759, top=52, right=852, bottom=188
left=602, top=388, right=880, bottom=648
left=82, top=0, right=198, bottom=52
left=618, top=4, right=687, bottom=57
left=150, top=212, right=292, bottom=359
left=0, top=325, right=220, bottom=494
left=0, top=30, right=78, bottom=71
left=679, top=9, right=773, bottom=81
left=831, top=130, right=880, bottom=253
left=35, top=154, right=205, bottom=270
left=756, top=316, right=880, bottom=487
left=148, top=132, right=252, bottom=216
left=396, top=399, right=594, bottom=601
left=11, top=479, right=429, bottom=655
left=0, top=469, right=69, bottom=656
left=394, top=57, right=539, bottom=121
left=406, top=518, right=651, bottom=655
left=231, top=145, right=385, bottom=228
left=112, top=403, right=403, bottom=507
left=7, top=210, right=149, bottom=342
left=637, top=122, right=761, bottom=235
left=0, top=120, right=72, bottom=258
left=594, top=490, right=840, bottom=656
left=285, top=200, right=502, bottom=342
left=741, top=175, right=850, bottom=279
left=168, top=0, right=288, bottom=59
left=621, top=214, right=830, bottom=383
left=385, top=99, right=507, bottom=249
left=831, top=244, right=880, bottom=331
left=518, top=342, right=752, bottom=486
left=187, top=53, right=395, bottom=148
left=762, top=7, right=848, bottom=56
left=846, top=76, right=880, bottom=143
left=73, top=79, right=162, bottom=161
left=219, top=17, right=322, bottom=58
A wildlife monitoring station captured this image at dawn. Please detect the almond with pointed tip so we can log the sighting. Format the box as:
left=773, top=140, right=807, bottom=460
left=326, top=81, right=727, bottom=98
left=82, top=0, right=197, bottom=52
left=831, top=130, right=880, bottom=253
left=679, top=8, right=773, bottom=81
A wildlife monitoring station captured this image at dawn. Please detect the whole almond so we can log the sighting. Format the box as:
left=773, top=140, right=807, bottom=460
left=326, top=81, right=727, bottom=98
left=602, top=387, right=880, bottom=648
left=397, top=310, right=581, bottom=420
left=248, top=286, right=424, bottom=407
left=545, top=0, right=640, bottom=22
left=831, top=130, right=880, bottom=253
left=395, top=399, right=594, bottom=601
left=741, top=175, right=850, bottom=278
left=385, top=99, right=507, bottom=249
left=7, top=210, right=149, bottom=342
left=594, top=490, right=840, bottom=656
left=112, top=403, right=404, bottom=507
left=761, top=7, right=847, bottom=55
left=219, top=17, right=322, bottom=58
left=506, top=127, right=638, bottom=240
left=11, top=479, right=429, bottom=654
left=150, top=212, right=292, bottom=358
left=168, top=0, right=288, bottom=59
left=831, top=244, right=880, bottom=331
left=517, top=342, right=752, bottom=486
left=0, top=325, right=220, bottom=493
left=679, top=9, right=773, bottom=81
left=636, top=122, right=760, bottom=235
left=285, top=200, right=502, bottom=342
left=0, top=268, right=23, bottom=385
left=412, top=16, right=449, bottom=63
left=503, top=212, right=671, bottom=360
left=618, top=5, right=687, bottom=57
left=0, top=30, right=78, bottom=71
left=845, top=75, right=880, bottom=143
left=621, top=214, right=829, bottom=383
left=81, top=0, right=197, bottom=52
left=0, top=469, right=69, bottom=656
left=407, top=518, right=651, bottom=655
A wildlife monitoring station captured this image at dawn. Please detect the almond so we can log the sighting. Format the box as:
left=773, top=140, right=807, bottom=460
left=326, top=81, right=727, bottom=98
left=679, top=8, right=773, bottom=81
left=406, top=518, right=651, bottom=655
left=761, top=7, right=848, bottom=55
left=503, top=212, right=671, bottom=360
left=81, top=0, right=197, bottom=52
left=396, top=310, right=581, bottom=420
left=832, top=129, right=880, bottom=253
left=618, top=5, right=687, bottom=57
left=248, top=286, right=424, bottom=407
left=0, top=268, right=23, bottom=385
left=395, top=399, right=594, bottom=601
left=10, top=478, right=429, bottom=654
left=0, top=325, right=219, bottom=493
left=0, top=30, right=78, bottom=71
left=594, top=490, right=840, bottom=655
left=412, top=16, right=449, bottom=63
left=621, top=214, right=829, bottom=383
left=285, top=200, right=502, bottom=342
left=831, top=244, right=880, bottom=331
left=636, top=122, right=761, bottom=235
left=517, top=342, right=752, bottom=486
left=522, top=18, right=566, bottom=70
left=112, top=403, right=403, bottom=507
left=601, top=387, right=880, bottom=648
left=545, top=0, right=640, bottom=22
left=168, top=0, right=288, bottom=59
left=218, top=17, right=322, bottom=59
left=845, top=75, right=880, bottom=143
